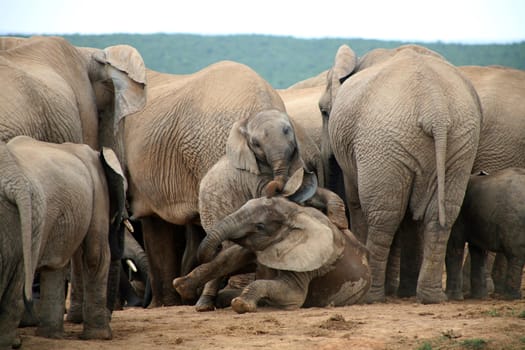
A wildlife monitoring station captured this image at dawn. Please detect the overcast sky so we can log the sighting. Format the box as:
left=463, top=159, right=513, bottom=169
left=2, top=0, right=524, bottom=43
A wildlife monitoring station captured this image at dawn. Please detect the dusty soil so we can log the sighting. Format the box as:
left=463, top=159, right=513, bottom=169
left=17, top=291, right=525, bottom=350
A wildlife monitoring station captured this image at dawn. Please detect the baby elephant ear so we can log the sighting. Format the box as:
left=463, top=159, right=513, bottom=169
left=226, top=119, right=260, bottom=174
left=256, top=213, right=337, bottom=272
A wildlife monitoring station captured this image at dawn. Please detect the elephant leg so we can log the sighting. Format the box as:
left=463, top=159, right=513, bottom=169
left=445, top=241, right=466, bottom=300
left=385, top=231, right=400, bottom=296
left=142, top=217, right=183, bottom=307
left=416, top=221, right=449, bottom=304
left=231, top=273, right=309, bottom=314
left=398, top=217, right=423, bottom=298
left=36, top=268, right=66, bottom=339
left=78, top=228, right=112, bottom=340
left=0, top=264, right=24, bottom=349
left=66, top=253, right=83, bottom=324
left=492, top=252, right=507, bottom=295
left=503, top=255, right=524, bottom=300
left=172, top=244, right=256, bottom=308
left=468, top=244, right=488, bottom=299
left=180, top=224, right=205, bottom=277
left=485, top=252, right=496, bottom=295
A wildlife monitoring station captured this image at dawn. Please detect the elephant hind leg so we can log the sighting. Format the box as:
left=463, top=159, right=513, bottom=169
left=232, top=275, right=308, bottom=314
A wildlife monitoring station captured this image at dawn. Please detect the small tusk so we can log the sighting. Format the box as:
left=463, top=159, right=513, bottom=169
left=123, top=219, right=134, bottom=233
left=126, top=259, right=138, bottom=273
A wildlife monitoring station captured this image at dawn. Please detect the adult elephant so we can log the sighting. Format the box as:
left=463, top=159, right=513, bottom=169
left=180, top=195, right=370, bottom=313
left=0, top=136, right=127, bottom=348
left=116, top=62, right=323, bottom=307
left=319, top=44, right=482, bottom=304
left=0, top=35, right=147, bottom=150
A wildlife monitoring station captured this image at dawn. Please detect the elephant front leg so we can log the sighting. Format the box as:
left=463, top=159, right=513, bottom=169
left=231, top=272, right=309, bottom=314
left=36, top=268, right=66, bottom=339
left=172, top=244, right=255, bottom=310
left=142, top=217, right=183, bottom=306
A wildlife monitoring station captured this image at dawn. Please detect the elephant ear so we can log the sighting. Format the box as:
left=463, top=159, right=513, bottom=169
left=93, top=45, right=147, bottom=131
left=282, top=167, right=318, bottom=204
left=100, top=147, right=127, bottom=261
left=226, top=119, right=260, bottom=174
left=333, top=45, right=358, bottom=84
left=256, top=213, right=338, bottom=272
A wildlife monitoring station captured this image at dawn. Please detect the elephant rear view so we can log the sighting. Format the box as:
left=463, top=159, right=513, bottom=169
left=0, top=136, right=127, bottom=348
left=319, top=44, right=482, bottom=304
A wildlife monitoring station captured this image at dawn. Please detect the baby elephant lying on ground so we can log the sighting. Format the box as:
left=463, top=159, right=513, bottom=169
left=174, top=196, right=370, bottom=313
left=0, top=136, right=127, bottom=349
left=446, top=168, right=525, bottom=300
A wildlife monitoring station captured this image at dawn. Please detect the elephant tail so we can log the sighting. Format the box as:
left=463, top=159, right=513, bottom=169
left=433, top=124, right=447, bottom=227
left=15, top=176, right=34, bottom=303
left=0, top=142, right=35, bottom=302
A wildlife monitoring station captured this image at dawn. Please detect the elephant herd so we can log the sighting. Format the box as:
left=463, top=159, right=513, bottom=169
left=0, top=35, right=524, bottom=348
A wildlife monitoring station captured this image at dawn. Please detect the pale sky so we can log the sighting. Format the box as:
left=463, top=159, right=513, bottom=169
left=2, top=0, right=524, bottom=43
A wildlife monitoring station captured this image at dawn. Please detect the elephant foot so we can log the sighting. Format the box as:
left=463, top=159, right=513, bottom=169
left=446, top=290, right=464, bottom=301
left=195, top=294, right=216, bottom=312
left=172, top=277, right=198, bottom=301
left=231, top=297, right=257, bottom=314
left=502, top=289, right=521, bottom=300
left=12, top=336, right=22, bottom=349
left=416, top=287, right=447, bottom=304
left=80, top=326, right=112, bottom=340
left=365, top=288, right=386, bottom=304
left=36, top=326, right=63, bottom=339
left=66, top=305, right=83, bottom=324
left=216, top=288, right=242, bottom=309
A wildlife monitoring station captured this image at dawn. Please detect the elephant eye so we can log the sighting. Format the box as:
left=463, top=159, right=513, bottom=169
left=255, top=223, right=265, bottom=231
left=250, top=138, right=260, bottom=148
left=282, top=125, right=291, bottom=135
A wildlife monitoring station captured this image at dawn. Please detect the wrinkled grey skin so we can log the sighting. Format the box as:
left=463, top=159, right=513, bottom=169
left=178, top=196, right=369, bottom=313
left=319, top=44, right=482, bottom=304
left=0, top=36, right=146, bottom=150
left=459, top=65, right=525, bottom=294
left=110, top=63, right=323, bottom=307
left=0, top=136, right=126, bottom=349
left=446, top=168, right=525, bottom=300
left=175, top=110, right=345, bottom=311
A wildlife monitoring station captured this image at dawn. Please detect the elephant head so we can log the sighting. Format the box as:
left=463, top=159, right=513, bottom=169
left=226, top=109, right=305, bottom=197
left=198, top=196, right=344, bottom=272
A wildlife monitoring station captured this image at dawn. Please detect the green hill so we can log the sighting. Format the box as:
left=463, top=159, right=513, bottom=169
left=13, top=33, right=525, bottom=88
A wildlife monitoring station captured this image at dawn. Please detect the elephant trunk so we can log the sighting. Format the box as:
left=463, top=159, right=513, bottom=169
left=264, top=154, right=294, bottom=197
left=198, top=209, right=252, bottom=263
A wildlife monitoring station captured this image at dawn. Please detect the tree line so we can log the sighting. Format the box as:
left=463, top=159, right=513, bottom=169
left=19, top=33, right=525, bottom=88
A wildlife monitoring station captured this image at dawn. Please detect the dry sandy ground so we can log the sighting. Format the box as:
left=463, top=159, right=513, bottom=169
left=17, top=293, right=525, bottom=350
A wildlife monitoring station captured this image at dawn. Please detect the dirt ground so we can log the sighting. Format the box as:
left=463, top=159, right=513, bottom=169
left=17, top=281, right=525, bottom=350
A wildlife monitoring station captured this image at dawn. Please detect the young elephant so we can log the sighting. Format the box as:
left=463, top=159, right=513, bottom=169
left=0, top=136, right=127, bottom=348
left=186, top=196, right=370, bottom=313
left=446, top=168, right=525, bottom=300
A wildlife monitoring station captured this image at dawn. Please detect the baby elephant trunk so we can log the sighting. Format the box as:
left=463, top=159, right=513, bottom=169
left=197, top=214, right=247, bottom=263
left=264, top=159, right=290, bottom=197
